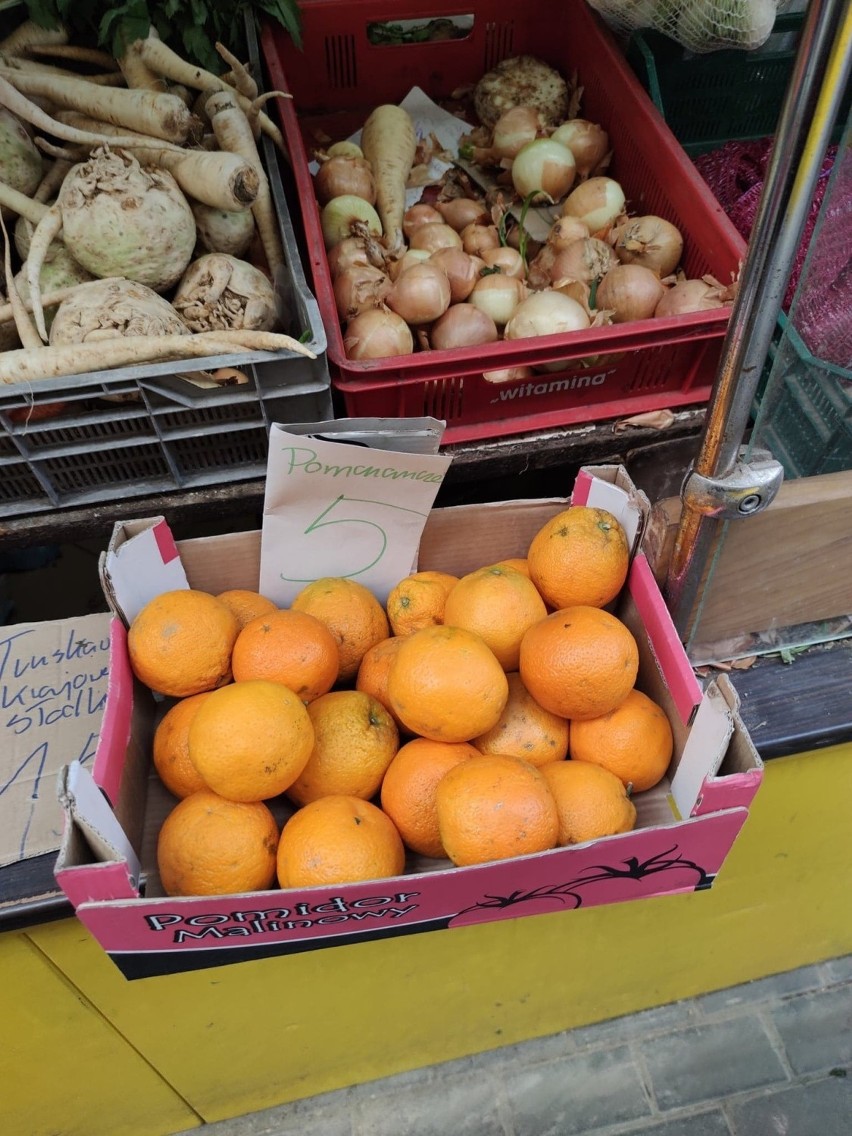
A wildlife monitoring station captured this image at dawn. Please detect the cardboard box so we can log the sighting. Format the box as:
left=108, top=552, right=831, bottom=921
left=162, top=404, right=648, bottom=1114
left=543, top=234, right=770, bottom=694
left=54, top=467, right=763, bottom=979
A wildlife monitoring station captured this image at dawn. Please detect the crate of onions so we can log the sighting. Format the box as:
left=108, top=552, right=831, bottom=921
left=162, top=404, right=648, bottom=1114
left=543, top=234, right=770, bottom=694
left=261, top=0, right=746, bottom=444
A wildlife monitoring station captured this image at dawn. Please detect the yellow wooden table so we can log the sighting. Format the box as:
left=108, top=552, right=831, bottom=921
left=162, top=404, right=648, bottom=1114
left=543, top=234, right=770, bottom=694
left=3, top=741, right=851, bottom=1136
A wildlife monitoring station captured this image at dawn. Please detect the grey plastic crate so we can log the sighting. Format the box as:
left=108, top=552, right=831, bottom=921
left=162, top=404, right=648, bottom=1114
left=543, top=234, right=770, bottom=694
left=0, top=14, right=331, bottom=517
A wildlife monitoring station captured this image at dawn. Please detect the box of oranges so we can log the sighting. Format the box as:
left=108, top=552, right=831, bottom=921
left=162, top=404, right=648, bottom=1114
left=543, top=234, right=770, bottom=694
left=54, top=465, right=762, bottom=979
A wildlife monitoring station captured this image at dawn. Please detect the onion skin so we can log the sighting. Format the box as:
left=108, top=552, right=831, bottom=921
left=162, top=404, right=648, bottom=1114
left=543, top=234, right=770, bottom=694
left=482, top=365, right=534, bottom=384
left=461, top=221, right=500, bottom=256
left=403, top=203, right=444, bottom=241
left=550, top=119, right=609, bottom=181
left=469, top=272, right=526, bottom=326
left=596, top=264, right=667, bottom=323
left=512, top=138, right=576, bottom=204
left=481, top=246, right=525, bottom=279
left=315, top=156, right=376, bottom=206
left=343, top=308, right=413, bottom=359
left=409, top=222, right=463, bottom=254
left=386, top=261, right=452, bottom=325
left=333, top=264, right=391, bottom=321
left=327, top=236, right=371, bottom=279
left=550, top=238, right=618, bottom=286
left=655, top=278, right=727, bottom=318
left=430, top=304, right=499, bottom=350
left=491, top=106, right=544, bottom=161
left=436, top=197, right=490, bottom=232
left=561, top=177, right=626, bottom=236
left=321, top=195, right=382, bottom=249
left=504, top=290, right=590, bottom=340
left=610, top=215, right=684, bottom=278
left=429, top=247, right=481, bottom=302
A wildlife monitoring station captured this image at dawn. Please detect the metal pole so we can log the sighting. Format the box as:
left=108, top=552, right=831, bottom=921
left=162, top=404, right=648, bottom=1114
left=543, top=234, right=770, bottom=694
left=664, top=0, right=852, bottom=639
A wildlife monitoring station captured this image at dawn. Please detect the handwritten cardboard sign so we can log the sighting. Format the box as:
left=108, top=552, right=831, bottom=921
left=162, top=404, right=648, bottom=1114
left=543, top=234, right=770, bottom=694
left=260, top=426, right=452, bottom=606
left=0, top=613, right=112, bottom=868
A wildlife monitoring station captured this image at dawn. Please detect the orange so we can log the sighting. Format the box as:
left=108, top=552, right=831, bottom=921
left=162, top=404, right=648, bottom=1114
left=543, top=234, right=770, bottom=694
left=127, top=589, right=239, bottom=697
left=157, top=789, right=279, bottom=896
left=231, top=608, right=339, bottom=703
left=491, top=557, right=531, bottom=578
left=541, top=759, right=637, bottom=845
left=472, top=672, right=570, bottom=767
left=527, top=505, right=630, bottom=610
left=386, top=624, right=509, bottom=743
left=290, top=577, right=390, bottom=683
left=442, top=564, right=547, bottom=671
left=519, top=606, right=639, bottom=721
left=287, top=689, right=399, bottom=806
left=380, top=737, right=479, bottom=858
left=356, top=635, right=407, bottom=728
left=188, top=679, right=314, bottom=802
left=215, top=589, right=278, bottom=629
left=152, top=692, right=211, bottom=798
left=435, top=754, right=559, bottom=866
left=569, top=688, right=674, bottom=792
left=277, top=795, right=405, bottom=888
left=386, top=570, right=459, bottom=637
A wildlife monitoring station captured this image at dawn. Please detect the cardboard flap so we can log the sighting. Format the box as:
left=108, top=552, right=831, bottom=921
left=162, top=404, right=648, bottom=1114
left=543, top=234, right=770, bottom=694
left=573, top=465, right=647, bottom=554
left=57, top=760, right=141, bottom=886
left=99, top=518, right=188, bottom=625
left=670, top=681, right=735, bottom=819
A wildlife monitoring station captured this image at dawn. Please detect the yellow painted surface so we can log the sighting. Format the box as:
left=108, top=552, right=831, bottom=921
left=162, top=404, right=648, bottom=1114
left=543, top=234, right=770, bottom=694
left=20, top=743, right=852, bottom=1130
left=0, top=927, right=199, bottom=1136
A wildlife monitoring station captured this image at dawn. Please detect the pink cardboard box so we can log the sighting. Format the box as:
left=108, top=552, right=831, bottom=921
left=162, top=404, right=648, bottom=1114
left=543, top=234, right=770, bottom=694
left=54, top=467, right=763, bottom=979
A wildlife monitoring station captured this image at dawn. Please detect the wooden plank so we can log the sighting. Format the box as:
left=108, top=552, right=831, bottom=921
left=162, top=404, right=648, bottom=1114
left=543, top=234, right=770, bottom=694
left=646, top=470, right=852, bottom=650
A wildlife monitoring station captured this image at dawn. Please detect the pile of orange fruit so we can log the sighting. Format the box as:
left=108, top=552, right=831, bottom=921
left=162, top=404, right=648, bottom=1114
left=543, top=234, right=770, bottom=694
left=128, top=505, right=675, bottom=898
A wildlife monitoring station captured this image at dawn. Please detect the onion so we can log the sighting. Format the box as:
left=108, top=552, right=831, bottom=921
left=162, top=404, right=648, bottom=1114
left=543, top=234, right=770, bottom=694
left=547, top=216, right=591, bottom=251
left=321, top=195, right=382, bottom=248
left=562, top=177, right=626, bottom=235
left=596, top=264, right=667, bottom=323
left=315, top=156, right=376, bottom=206
left=504, top=290, right=590, bottom=340
left=429, top=247, right=481, bottom=302
left=481, top=246, right=525, bottom=279
left=469, top=272, right=527, bottom=326
left=655, top=278, right=728, bottom=317
left=388, top=248, right=432, bottom=281
left=512, top=138, right=576, bottom=203
left=403, top=203, right=444, bottom=241
left=550, top=238, right=618, bottom=286
left=550, top=120, right=610, bottom=181
left=333, top=264, right=391, bottom=320
left=327, top=236, right=371, bottom=279
left=460, top=221, right=500, bottom=256
left=430, top=304, right=499, bottom=350
left=409, top=222, right=463, bottom=254
left=610, top=215, right=684, bottom=277
left=435, top=197, right=490, bottom=232
left=343, top=308, right=413, bottom=359
left=482, top=365, right=534, bottom=384
left=386, top=262, right=452, bottom=325
left=491, top=106, right=544, bottom=161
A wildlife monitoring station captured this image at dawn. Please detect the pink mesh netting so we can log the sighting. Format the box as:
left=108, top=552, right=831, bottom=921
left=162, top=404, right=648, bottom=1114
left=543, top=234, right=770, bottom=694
left=693, top=138, right=851, bottom=368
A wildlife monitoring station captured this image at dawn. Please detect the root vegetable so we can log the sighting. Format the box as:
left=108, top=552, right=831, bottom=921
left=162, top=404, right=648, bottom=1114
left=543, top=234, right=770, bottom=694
left=172, top=254, right=277, bottom=333
left=562, top=177, right=626, bottom=236
left=435, top=197, right=489, bottom=232
left=327, top=236, right=372, bottom=279
left=511, top=138, right=576, bottom=203
left=655, top=277, right=730, bottom=317
left=0, top=21, right=68, bottom=57
left=0, top=66, right=194, bottom=143
left=14, top=246, right=92, bottom=332
left=459, top=221, right=499, bottom=256
left=386, top=261, right=451, bottom=325
left=491, top=106, right=544, bottom=162
left=321, top=195, right=382, bottom=249
left=343, top=308, right=413, bottom=359
left=48, top=278, right=188, bottom=344
left=596, top=264, right=667, bottom=323
left=609, top=215, right=684, bottom=277
left=430, top=304, right=499, bottom=350
left=0, top=329, right=316, bottom=385
left=315, top=155, right=376, bottom=206
left=333, top=264, right=391, bottom=320
left=192, top=203, right=255, bottom=257
left=550, top=120, right=610, bottom=181
left=473, top=56, right=572, bottom=129
left=481, top=246, right=526, bottom=279
left=360, top=104, right=417, bottom=255
left=504, top=290, right=591, bottom=340
left=469, top=272, right=526, bottom=326
left=402, top=203, right=443, bottom=241
left=411, top=222, right=463, bottom=255
left=550, top=238, right=618, bottom=286
left=428, top=247, right=481, bottom=302
left=0, top=108, right=43, bottom=208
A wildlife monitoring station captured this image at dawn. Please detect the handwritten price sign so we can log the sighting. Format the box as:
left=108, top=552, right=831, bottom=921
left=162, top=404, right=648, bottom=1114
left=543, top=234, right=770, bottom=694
left=260, top=428, right=452, bottom=606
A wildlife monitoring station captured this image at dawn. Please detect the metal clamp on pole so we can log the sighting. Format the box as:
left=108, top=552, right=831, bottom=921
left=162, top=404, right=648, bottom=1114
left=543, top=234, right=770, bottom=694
left=680, top=447, right=785, bottom=520
left=664, top=0, right=852, bottom=644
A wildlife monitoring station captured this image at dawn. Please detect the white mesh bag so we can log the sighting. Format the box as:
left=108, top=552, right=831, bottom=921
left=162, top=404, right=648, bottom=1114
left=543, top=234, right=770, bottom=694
left=587, top=1, right=795, bottom=53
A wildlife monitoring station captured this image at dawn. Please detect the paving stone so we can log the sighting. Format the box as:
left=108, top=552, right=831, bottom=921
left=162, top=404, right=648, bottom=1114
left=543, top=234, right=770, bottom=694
left=623, top=1109, right=732, bottom=1136
left=770, top=985, right=852, bottom=1075
left=641, top=1017, right=787, bottom=1111
left=175, top=1102, right=355, bottom=1136
left=694, top=966, right=824, bottom=1017
left=822, top=955, right=852, bottom=985
left=727, top=1075, right=852, bottom=1136
left=352, top=1071, right=507, bottom=1136
left=566, top=1001, right=696, bottom=1049
left=503, top=1044, right=650, bottom=1136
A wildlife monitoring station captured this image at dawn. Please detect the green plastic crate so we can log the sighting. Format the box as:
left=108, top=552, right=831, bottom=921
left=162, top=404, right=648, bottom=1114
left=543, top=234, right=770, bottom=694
left=626, top=14, right=849, bottom=156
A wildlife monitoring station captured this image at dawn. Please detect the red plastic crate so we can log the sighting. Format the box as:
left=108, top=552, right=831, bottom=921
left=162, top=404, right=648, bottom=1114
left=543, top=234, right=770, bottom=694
left=261, top=0, right=746, bottom=443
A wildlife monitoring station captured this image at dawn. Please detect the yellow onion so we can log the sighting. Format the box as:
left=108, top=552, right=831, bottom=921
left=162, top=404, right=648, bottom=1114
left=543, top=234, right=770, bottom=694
left=403, top=203, right=444, bottom=242
left=315, top=156, right=376, bottom=206
left=550, top=120, right=609, bottom=181
left=491, top=106, right=544, bottom=161
left=321, top=195, right=382, bottom=248
left=561, top=177, right=626, bottom=235
left=388, top=248, right=432, bottom=280
left=327, top=141, right=363, bottom=159
left=333, top=264, right=391, bottom=321
left=386, top=262, right=452, bottom=325
left=429, top=247, right=482, bottom=302
left=343, top=308, right=413, bottom=359
left=596, top=264, right=667, bottom=323
left=482, top=365, right=534, bottom=384
left=327, top=236, right=371, bottom=279
left=547, top=216, right=590, bottom=251
left=512, top=138, right=576, bottom=203
left=655, top=278, right=728, bottom=317
left=430, top=304, right=499, bottom=350
left=469, top=272, right=527, bottom=326
left=504, top=290, right=590, bottom=340
left=409, top=222, right=463, bottom=254
left=435, top=197, right=490, bottom=232
left=481, top=246, right=525, bottom=279
left=461, top=221, right=501, bottom=256
left=610, top=215, right=684, bottom=278
left=550, top=238, right=618, bottom=286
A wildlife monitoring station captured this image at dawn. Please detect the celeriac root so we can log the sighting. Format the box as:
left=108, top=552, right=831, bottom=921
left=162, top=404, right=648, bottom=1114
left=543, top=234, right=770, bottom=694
left=0, top=329, right=316, bottom=384
left=0, top=210, right=40, bottom=347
